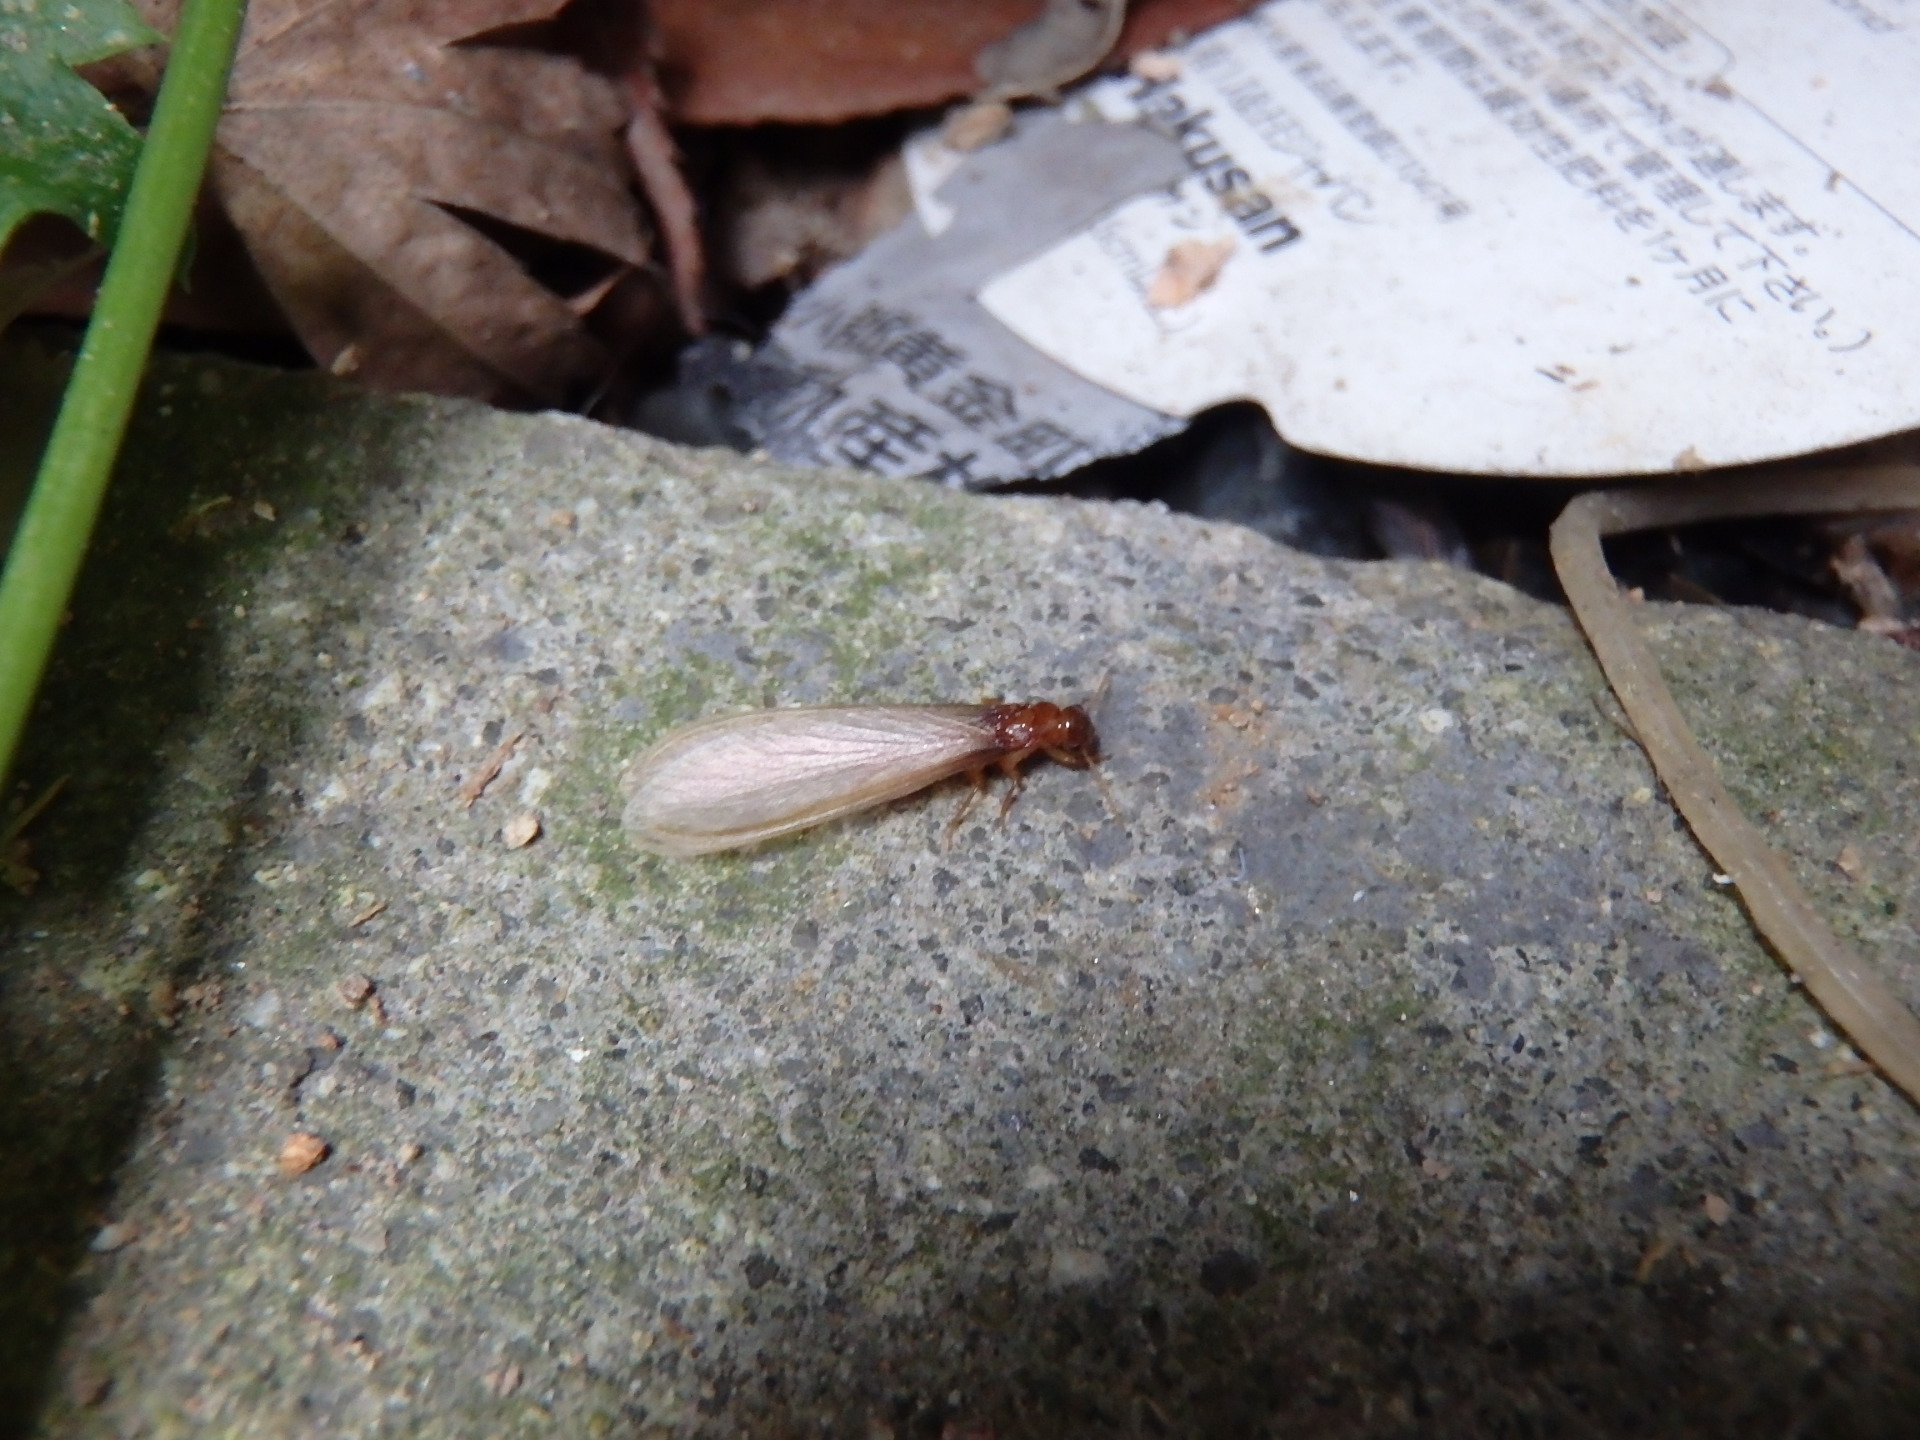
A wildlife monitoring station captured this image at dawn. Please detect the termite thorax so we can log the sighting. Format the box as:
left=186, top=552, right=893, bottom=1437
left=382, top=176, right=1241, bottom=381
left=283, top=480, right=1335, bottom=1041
left=983, top=701, right=1097, bottom=759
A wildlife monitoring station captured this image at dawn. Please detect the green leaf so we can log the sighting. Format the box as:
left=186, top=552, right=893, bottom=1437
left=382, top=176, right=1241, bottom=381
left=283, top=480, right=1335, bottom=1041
left=0, top=0, right=164, bottom=252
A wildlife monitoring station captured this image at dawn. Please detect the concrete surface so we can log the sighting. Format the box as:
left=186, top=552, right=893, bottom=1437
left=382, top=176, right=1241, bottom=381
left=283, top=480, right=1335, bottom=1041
left=2, top=340, right=1917, bottom=1437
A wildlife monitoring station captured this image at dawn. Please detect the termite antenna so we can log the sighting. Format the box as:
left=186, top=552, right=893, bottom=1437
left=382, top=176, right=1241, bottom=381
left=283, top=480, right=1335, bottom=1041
left=1088, top=757, right=1119, bottom=823
left=1088, top=671, right=1113, bottom=714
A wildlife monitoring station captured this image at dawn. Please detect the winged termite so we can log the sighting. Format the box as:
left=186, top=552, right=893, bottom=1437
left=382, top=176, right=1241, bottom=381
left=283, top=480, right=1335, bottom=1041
left=621, top=701, right=1099, bottom=856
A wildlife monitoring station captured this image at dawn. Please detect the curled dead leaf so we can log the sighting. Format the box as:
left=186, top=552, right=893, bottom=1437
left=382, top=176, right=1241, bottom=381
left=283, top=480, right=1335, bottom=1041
left=137, top=0, right=654, bottom=401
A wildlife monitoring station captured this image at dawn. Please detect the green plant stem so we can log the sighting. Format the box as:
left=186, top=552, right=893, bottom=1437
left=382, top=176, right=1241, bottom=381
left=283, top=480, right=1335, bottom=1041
left=0, top=0, right=247, bottom=791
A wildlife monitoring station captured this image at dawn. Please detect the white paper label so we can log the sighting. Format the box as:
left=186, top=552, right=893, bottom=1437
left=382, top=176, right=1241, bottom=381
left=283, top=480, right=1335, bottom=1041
left=980, top=0, right=1920, bottom=476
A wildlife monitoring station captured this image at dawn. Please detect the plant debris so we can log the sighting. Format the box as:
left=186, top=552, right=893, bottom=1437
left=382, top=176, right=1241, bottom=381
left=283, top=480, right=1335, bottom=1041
left=130, top=0, right=654, bottom=402
left=975, top=0, right=1127, bottom=103
left=458, top=727, right=524, bottom=807
left=1146, top=235, right=1235, bottom=309
left=1551, top=466, right=1920, bottom=1107
left=277, top=1131, right=330, bottom=1177
left=1, top=775, right=68, bottom=896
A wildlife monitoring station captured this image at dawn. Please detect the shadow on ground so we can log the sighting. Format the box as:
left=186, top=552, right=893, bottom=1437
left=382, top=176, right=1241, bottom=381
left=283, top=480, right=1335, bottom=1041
left=0, top=339, right=404, bottom=1429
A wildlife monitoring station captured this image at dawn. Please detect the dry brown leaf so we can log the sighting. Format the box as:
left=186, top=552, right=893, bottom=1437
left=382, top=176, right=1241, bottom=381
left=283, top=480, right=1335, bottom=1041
left=623, top=58, right=706, bottom=336
left=650, top=0, right=1259, bottom=125
left=135, top=0, right=653, bottom=401
left=716, top=143, right=912, bottom=291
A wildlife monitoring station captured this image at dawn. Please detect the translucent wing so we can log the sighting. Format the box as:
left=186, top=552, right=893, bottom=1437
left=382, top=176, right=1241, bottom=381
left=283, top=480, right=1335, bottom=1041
left=621, top=706, right=999, bottom=855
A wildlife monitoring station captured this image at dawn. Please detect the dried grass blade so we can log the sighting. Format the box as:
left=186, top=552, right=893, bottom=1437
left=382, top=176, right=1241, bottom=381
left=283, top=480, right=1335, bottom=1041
left=1550, top=466, right=1920, bottom=1105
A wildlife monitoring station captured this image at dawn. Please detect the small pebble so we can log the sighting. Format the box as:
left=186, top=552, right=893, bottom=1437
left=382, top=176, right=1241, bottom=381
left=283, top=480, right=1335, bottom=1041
left=279, top=1132, right=330, bottom=1177
left=503, top=812, right=542, bottom=849
left=90, top=1221, right=139, bottom=1254
left=339, top=973, right=376, bottom=1008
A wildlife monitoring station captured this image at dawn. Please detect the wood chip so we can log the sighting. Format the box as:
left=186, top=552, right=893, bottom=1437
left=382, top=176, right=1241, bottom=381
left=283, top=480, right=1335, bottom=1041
left=941, top=99, right=1013, bottom=151
left=1835, top=842, right=1865, bottom=880
left=348, top=898, right=388, bottom=927
left=1129, top=49, right=1183, bottom=82
left=458, top=730, right=524, bottom=808
left=279, top=1132, right=331, bottom=1177
left=484, top=1362, right=524, bottom=1398
left=1831, top=533, right=1904, bottom=624
left=503, top=812, right=542, bottom=849
left=1146, top=236, right=1236, bottom=309
left=1633, top=1233, right=1675, bottom=1284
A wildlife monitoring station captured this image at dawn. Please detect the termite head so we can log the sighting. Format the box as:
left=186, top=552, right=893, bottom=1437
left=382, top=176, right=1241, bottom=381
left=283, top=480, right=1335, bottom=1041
left=1039, top=702, right=1098, bottom=763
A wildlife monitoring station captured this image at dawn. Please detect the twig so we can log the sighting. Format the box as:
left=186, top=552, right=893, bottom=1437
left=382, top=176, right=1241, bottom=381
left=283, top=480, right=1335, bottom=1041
left=458, top=730, right=524, bottom=808
left=1, top=773, right=69, bottom=848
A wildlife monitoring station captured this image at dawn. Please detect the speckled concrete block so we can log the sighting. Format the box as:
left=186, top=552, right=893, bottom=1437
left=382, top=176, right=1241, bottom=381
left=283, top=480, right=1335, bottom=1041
left=3, top=343, right=1918, bottom=1437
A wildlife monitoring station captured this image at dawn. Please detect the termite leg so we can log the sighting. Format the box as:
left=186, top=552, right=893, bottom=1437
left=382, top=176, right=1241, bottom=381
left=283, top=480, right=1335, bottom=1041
left=996, top=750, right=1035, bottom=817
left=945, top=768, right=991, bottom=844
